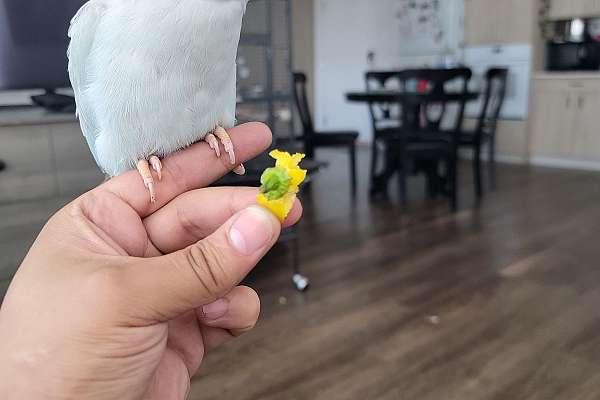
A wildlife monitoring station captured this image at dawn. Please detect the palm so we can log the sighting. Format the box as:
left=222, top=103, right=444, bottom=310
left=0, top=124, right=299, bottom=400
left=77, top=191, right=207, bottom=399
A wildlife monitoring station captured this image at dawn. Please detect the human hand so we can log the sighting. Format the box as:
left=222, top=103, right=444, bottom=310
left=0, top=123, right=301, bottom=400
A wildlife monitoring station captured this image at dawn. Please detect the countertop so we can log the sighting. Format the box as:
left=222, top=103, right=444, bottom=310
left=533, top=71, right=600, bottom=80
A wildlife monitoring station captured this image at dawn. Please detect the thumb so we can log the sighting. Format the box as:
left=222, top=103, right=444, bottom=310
left=126, top=205, right=280, bottom=322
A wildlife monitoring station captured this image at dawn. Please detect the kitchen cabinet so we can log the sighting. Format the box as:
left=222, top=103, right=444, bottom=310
left=0, top=111, right=103, bottom=204
left=586, top=0, right=600, bottom=16
left=529, top=80, right=574, bottom=159
left=549, top=0, right=600, bottom=19
left=464, top=0, right=536, bottom=46
left=571, top=88, right=600, bottom=160
left=549, top=0, right=584, bottom=19
left=530, top=76, right=600, bottom=164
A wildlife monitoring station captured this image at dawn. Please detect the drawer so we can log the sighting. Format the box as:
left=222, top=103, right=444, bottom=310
left=0, top=125, right=57, bottom=203
left=49, top=123, right=104, bottom=196
left=0, top=122, right=105, bottom=203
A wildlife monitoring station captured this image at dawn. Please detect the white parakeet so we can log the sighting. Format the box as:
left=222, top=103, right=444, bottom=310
left=68, top=0, right=249, bottom=202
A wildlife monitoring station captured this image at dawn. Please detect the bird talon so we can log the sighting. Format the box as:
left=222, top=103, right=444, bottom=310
left=137, top=159, right=157, bottom=204
left=147, top=182, right=156, bottom=203
left=205, top=133, right=221, bottom=158
left=149, top=156, right=163, bottom=181
left=214, top=126, right=236, bottom=165
left=234, top=164, right=246, bottom=175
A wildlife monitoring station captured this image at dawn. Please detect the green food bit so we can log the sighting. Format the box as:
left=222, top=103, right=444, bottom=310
left=260, top=167, right=291, bottom=200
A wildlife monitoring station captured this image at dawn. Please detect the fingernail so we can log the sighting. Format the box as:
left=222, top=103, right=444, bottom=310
left=229, top=206, right=275, bottom=255
left=202, top=298, right=229, bottom=320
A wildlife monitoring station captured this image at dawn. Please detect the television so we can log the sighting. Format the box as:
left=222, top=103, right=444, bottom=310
left=0, top=0, right=87, bottom=110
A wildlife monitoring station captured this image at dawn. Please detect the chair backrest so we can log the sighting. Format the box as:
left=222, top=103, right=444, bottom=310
left=397, top=67, right=473, bottom=133
left=365, top=71, right=402, bottom=138
left=476, top=68, right=509, bottom=139
left=292, top=72, right=314, bottom=137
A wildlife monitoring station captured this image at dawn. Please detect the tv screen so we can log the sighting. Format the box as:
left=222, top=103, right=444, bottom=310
left=0, top=0, right=86, bottom=91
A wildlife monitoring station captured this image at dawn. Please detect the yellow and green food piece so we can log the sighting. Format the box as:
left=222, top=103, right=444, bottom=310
left=257, top=150, right=307, bottom=221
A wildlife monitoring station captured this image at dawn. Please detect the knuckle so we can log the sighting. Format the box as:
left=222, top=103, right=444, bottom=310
left=177, top=201, right=208, bottom=239
left=165, top=157, right=191, bottom=192
left=184, top=242, right=231, bottom=298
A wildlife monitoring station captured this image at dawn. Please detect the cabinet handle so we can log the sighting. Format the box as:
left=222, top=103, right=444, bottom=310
left=566, top=96, right=571, bottom=109
left=578, top=95, right=585, bottom=109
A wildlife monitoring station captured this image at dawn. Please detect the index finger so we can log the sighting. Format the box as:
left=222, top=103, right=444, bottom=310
left=97, top=122, right=272, bottom=217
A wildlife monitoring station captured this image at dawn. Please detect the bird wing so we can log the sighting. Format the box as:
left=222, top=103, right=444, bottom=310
left=67, top=0, right=106, bottom=165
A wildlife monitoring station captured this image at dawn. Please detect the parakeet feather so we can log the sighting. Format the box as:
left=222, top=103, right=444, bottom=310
left=68, top=0, right=248, bottom=177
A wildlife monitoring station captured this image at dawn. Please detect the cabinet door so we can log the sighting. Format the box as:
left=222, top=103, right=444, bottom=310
left=550, top=0, right=585, bottom=19
left=584, top=0, right=600, bottom=16
left=464, top=0, right=534, bottom=45
left=49, top=123, right=104, bottom=197
left=529, top=81, right=575, bottom=159
left=0, top=125, right=58, bottom=203
left=571, top=88, right=600, bottom=161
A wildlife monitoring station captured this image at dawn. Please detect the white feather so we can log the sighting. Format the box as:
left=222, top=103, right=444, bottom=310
left=68, top=0, right=249, bottom=177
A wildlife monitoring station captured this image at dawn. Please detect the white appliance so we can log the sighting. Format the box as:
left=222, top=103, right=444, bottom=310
left=463, top=44, right=532, bottom=120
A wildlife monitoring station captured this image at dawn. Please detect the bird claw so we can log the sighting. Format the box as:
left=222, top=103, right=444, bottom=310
left=205, top=133, right=221, bottom=158
left=214, top=126, right=236, bottom=165
left=146, top=182, right=156, bottom=203
left=234, top=164, right=246, bottom=175
left=149, top=156, right=163, bottom=181
left=206, top=127, right=244, bottom=175
left=137, top=159, right=157, bottom=204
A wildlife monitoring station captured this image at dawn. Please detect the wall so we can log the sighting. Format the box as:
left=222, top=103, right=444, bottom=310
left=291, top=0, right=315, bottom=111
left=313, top=0, right=464, bottom=142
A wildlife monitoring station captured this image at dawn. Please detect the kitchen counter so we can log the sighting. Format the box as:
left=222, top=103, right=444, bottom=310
left=533, top=71, right=600, bottom=80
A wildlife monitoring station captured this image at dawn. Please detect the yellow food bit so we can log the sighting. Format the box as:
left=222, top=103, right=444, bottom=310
left=257, top=150, right=307, bottom=222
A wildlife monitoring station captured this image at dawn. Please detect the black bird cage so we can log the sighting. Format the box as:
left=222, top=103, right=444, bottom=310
left=236, top=0, right=294, bottom=144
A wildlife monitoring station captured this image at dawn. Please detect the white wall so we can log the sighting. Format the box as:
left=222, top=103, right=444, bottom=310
left=314, top=0, right=464, bottom=142
left=292, top=0, right=315, bottom=110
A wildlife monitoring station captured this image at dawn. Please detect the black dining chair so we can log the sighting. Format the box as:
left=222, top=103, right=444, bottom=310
left=391, top=68, right=472, bottom=211
left=292, top=72, right=359, bottom=195
left=458, top=68, right=508, bottom=198
left=365, top=71, right=403, bottom=194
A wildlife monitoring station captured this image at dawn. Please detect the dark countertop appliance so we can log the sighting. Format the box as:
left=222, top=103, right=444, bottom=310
left=545, top=18, right=600, bottom=71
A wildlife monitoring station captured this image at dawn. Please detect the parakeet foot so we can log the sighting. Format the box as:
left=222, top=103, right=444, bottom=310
left=205, top=133, right=221, bottom=158
left=137, top=159, right=157, bottom=203
left=149, top=156, right=163, bottom=181
left=233, top=164, right=246, bottom=175
left=214, top=126, right=236, bottom=164
left=213, top=126, right=245, bottom=176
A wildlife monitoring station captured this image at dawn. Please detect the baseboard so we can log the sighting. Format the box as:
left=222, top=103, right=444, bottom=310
left=494, top=154, right=528, bottom=165
left=530, top=157, right=600, bottom=172
left=459, top=150, right=528, bottom=165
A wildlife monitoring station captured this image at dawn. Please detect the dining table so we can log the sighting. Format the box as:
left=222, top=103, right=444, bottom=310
left=346, top=89, right=480, bottom=196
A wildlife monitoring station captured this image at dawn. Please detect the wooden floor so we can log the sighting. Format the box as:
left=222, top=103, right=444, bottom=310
left=4, top=149, right=600, bottom=399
